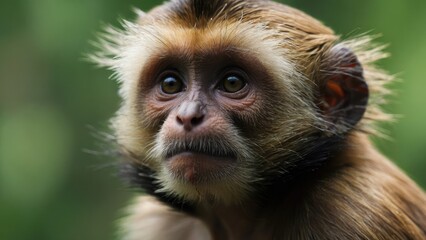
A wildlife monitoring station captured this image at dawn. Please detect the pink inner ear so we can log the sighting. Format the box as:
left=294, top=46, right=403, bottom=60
left=325, top=79, right=345, bottom=109
left=318, top=46, right=369, bottom=128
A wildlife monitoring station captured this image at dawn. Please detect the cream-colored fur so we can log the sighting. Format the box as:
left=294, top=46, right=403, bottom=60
left=120, top=196, right=211, bottom=240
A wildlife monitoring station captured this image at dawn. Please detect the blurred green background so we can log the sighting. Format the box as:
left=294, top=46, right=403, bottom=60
left=0, top=0, right=425, bottom=239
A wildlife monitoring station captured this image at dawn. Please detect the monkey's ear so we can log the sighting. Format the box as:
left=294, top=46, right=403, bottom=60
left=318, top=46, right=369, bottom=130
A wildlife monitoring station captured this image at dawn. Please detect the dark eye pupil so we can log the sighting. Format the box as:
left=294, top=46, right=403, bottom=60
left=164, top=77, right=177, bottom=87
left=223, top=75, right=245, bottom=93
left=161, top=76, right=183, bottom=94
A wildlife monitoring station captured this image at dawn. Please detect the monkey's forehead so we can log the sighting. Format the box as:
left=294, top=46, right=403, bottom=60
left=131, top=22, right=286, bottom=59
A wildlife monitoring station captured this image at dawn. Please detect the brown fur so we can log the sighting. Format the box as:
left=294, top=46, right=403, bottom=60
left=91, top=0, right=426, bottom=239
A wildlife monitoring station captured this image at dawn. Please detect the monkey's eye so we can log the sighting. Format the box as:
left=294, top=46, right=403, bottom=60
left=221, top=75, right=246, bottom=93
left=160, top=75, right=184, bottom=94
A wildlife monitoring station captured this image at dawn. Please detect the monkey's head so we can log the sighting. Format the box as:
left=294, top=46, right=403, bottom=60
left=92, top=0, right=390, bottom=205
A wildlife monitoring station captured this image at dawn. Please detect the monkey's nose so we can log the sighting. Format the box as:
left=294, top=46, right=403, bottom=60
left=176, top=101, right=205, bottom=131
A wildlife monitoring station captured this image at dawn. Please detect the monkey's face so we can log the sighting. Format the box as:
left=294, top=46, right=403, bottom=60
left=145, top=43, right=264, bottom=203
left=148, top=58, right=259, bottom=203
left=110, top=21, right=320, bottom=203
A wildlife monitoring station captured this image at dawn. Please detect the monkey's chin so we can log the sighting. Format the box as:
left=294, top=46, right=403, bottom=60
left=160, top=153, right=254, bottom=204
left=166, top=152, right=236, bottom=184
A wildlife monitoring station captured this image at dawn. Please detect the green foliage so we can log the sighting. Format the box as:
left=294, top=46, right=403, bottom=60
left=0, top=1, right=425, bottom=239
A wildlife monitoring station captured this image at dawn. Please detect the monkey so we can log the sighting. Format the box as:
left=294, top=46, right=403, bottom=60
left=91, top=0, right=426, bottom=239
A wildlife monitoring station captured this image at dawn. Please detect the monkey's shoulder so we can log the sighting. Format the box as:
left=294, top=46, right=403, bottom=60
left=284, top=152, right=426, bottom=240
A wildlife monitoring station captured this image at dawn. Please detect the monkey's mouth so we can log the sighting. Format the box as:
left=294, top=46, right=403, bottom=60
left=165, top=144, right=237, bottom=159
left=164, top=144, right=237, bottom=184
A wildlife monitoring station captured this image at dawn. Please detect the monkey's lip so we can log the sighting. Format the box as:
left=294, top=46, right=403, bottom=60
left=165, top=152, right=236, bottom=184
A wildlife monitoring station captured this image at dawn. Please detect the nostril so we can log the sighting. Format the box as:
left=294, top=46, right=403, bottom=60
left=176, top=115, right=183, bottom=125
left=191, top=115, right=204, bottom=126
